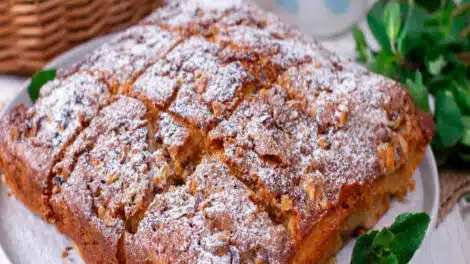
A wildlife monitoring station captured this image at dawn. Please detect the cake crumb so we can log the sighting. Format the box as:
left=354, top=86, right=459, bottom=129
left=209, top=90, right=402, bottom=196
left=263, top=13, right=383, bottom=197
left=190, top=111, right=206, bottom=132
left=61, top=246, right=74, bottom=259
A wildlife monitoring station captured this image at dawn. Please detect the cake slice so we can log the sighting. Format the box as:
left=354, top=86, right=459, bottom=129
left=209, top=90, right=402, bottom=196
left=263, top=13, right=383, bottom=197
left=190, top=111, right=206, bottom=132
left=126, top=158, right=294, bottom=264
left=50, top=97, right=160, bottom=263
left=0, top=72, right=110, bottom=219
left=50, top=96, right=209, bottom=263
left=50, top=96, right=189, bottom=263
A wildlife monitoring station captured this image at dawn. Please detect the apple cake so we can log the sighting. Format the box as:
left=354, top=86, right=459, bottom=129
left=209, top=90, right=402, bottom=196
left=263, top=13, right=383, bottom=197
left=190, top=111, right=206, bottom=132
left=0, top=0, right=434, bottom=263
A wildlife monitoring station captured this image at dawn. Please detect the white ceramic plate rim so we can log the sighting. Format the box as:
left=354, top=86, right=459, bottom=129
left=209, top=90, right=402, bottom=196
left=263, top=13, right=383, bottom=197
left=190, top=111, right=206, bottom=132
left=1, top=34, right=440, bottom=263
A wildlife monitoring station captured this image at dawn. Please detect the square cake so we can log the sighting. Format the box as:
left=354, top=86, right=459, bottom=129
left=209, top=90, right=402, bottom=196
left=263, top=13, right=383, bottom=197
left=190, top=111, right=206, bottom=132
left=0, top=0, right=434, bottom=263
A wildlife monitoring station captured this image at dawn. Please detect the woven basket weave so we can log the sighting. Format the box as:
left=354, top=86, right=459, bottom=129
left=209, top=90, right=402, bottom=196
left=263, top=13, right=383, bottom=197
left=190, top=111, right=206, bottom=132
left=0, top=0, right=162, bottom=74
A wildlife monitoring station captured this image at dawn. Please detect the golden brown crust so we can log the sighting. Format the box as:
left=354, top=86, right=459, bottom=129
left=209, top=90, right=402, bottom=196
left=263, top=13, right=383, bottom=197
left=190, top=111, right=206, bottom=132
left=0, top=72, right=110, bottom=219
left=0, top=1, right=434, bottom=263
left=50, top=97, right=155, bottom=263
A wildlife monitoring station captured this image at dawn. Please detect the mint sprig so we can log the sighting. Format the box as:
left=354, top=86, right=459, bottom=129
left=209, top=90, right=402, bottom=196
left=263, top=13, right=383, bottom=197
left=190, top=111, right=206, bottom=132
left=352, top=213, right=431, bottom=264
left=28, top=69, right=56, bottom=102
left=353, top=0, right=470, bottom=165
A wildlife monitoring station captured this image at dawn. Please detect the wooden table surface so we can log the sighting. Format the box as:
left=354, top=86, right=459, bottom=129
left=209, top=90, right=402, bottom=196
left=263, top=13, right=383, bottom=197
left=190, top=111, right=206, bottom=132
left=0, top=29, right=469, bottom=263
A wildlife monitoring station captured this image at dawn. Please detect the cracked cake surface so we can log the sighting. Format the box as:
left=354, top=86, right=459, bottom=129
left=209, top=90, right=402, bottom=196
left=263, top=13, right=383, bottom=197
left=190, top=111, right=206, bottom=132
left=0, top=72, right=110, bottom=218
left=0, top=0, right=434, bottom=263
left=126, top=158, right=294, bottom=264
left=50, top=97, right=162, bottom=263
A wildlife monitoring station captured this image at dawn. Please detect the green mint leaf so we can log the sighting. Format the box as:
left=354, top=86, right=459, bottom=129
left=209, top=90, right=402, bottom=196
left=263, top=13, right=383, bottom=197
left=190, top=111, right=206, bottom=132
left=466, top=195, right=470, bottom=203
left=427, top=75, right=453, bottom=95
left=353, top=26, right=369, bottom=63
left=397, top=3, right=411, bottom=55
left=352, top=213, right=430, bottom=264
left=405, top=71, right=429, bottom=112
left=460, top=129, right=470, bottom=146
left=351, top=230, right=379, bottom=264
left=433, top=146, right=451, bottom=165
left=427, top=55, right=447, bottom=75
left=462, top=116, right=470, bottom=129
left=357, top=0, right=470, bottom=166
left=389, top=213, right=430, bottom=263
left=414, top=0, right=446, bottom=12
left=451, top=6, right=470, bottom=38
left=28, top=69, right=56, bottom=102
left=460, top=117, right=470, bottom=146
left=397, top=4, right=430, bottom=55
left=451, top=84, right=470, bottom=114
left=458, top=152, right=470, bottom=162
left=379, top=253, right=399, bottom=264
left=435, top=90, right=465, bottom=147
left=373, top=246, right=385, bottom=259
left=384, top=2, right=402, bottom=43
left=388, top=213, right=429, bottom=234
left=372, top=229, right=395, bottom=249
left=367, top=3, right=393, bottom=53
left=370, top=51, right=399, bottom=79
left=439, top=1, right=456, bottom=31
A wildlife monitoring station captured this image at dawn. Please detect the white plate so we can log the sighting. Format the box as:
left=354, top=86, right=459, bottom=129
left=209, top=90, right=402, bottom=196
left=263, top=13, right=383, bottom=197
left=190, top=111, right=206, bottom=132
left=0, top=35, right=439, bottom=264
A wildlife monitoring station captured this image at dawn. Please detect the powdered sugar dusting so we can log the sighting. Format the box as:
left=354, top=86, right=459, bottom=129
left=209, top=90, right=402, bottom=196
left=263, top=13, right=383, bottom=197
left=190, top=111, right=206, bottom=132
left=30, top=72, right=110, bottom=149
left=166, top=36, right=253, bottom=126
left=132, top=60, right=180, bottom=108
left=280, top=61, right=397, bottom=127
left=210, top=89, right=313, bottom=195
left=169, top=84, right=214, bottom=130
left=76, top=26, right=181, bottom=85
left=166, top=37, right=220, bottom=70
left=142, top=0, right=244, bottom=31
left=202, top=61, right=250, bottom=104
left=216, top=24, right=335, bottom=69
left=209, top=84, right=405, bottom=238
left=156, top=112, right=189, bottom=148
left=53, top=97, right=156, bottom=223
left=128, top=159, right=293, bottom=264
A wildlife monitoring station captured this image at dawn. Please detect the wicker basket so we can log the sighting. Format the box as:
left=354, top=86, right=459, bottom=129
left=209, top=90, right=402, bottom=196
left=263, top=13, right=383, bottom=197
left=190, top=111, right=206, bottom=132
left=0, top=0, right=162, bottom=74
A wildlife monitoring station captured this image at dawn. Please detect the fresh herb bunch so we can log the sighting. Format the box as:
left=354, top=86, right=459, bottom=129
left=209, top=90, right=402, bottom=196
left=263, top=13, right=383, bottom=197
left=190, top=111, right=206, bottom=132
left=351, top=212, right=431, bottom=264
left=353, top=0, right=470, bottom=165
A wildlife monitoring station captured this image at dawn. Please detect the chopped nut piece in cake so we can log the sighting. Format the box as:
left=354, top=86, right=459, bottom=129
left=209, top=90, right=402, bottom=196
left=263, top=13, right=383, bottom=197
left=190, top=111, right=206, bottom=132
left=126, top=158, right=294, bottom=264
left=0, top=72, right=110, bottom=218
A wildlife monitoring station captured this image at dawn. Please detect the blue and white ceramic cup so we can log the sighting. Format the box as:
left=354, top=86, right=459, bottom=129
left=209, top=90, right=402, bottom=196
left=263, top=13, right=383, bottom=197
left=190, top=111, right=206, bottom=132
left=256, top=0, right=370, bottom=38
